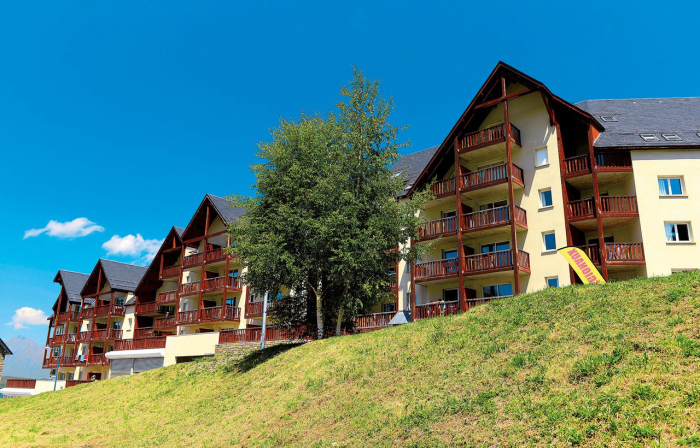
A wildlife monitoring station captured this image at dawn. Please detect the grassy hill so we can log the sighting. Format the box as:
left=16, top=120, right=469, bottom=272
left=2, top=273, right=700, bottom=446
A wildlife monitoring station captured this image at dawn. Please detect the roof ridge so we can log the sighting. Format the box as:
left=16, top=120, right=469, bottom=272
left=578, top=96, right=700, bottom=104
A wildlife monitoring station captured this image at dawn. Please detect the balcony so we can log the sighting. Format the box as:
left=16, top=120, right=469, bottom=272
left=457, top=124, right=522, bottom=154
left=430, top=177, right=457, bottom=199
left=418, top=216, right=457, bottom=241
left=355, top=311, right=395, bottom=331
left=135, top=301, right=170, bottom=316
left=157, top=290, right=178, bottom=304
left=464, top=249, right=530, bottom=275
left=459, top=163, right=524, bottom=197
left=154, top=316, right=176, bottom=330
left=42, top=357, right=59, bottom=368
left=204, top=247, right=228, bottom=263
left=179, top=282, right=201, bottom=296
left=182, top=252, right=204, bottom=268
left=218, top=327, right=311, bottom=344
left=564, top=152, right=633, bottom=189
left=568, top=196, right=639, bottom=231
left=114, top=337, right=167, bottom=351
left=86, top=354, right=109, bottom=366
left=81, top=307, right=95, bottom=319
left=605, top=242, right=645, bottom=266
left=76, top=331, right=91, bottom=343
left=245, top=301, right=267, bottom=318
left=134, top=327, right=156, bottom=339
left=94, top=304, right=125, bottom=318
left=52, top=333, right=66, bottom=344
left=65, top=333, right=77, bottom=344
left=413, top=300, right=460, bottom=322
left=200, top=305, right=241, bottom=322
left=463, top=205, right=527, bottom=236
left=90, top=328, right=122, bottom=341
left=160, top=264, right=181, bottom=280
left=176, top=310, right=198, bottom=325
left=179, top=276, right=243, bottom=296
left=56, top=312, right=70, bottom=323
left=61, top=355, right=77, bottom=367
left=5, top=379, right=36, bottom=389
left=579, top=244, right=601, bottom=265
left=414, top=258, right=459, bottom=282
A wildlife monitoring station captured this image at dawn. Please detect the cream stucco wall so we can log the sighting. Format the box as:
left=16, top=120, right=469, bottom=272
left=163, top=332, right=220, bottom=366
left=632, top=150, right=700, bottom=276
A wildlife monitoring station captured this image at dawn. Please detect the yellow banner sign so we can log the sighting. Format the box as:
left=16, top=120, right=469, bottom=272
left=558, top=246, right=606, bottom=285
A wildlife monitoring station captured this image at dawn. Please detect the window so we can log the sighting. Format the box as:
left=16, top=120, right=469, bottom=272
left=55, top=325, right=65, bottom=335
left=640, top=134, right=659, bottom=142
left=483, top=284, right=513, bottom=298
left=443, top=289, right=458, bottom=301
left=600, top=116, right=617, bottom=122
left=658, top=177, right=684, bottom=196
left=59, top=373, right=66, bottom=381
left=112, top=321, right=122, bottom=329
left=229, top=269, right=239, bottom=278
left=383, top=303, right=396, bottom=313
left=665, top=223, right=692, bottom=242
left=128, top=318, right=133, bottom=327
left=543, top=231, right=557, bottom=251
left=546, top=277, right=559, bottom=288
left=52, top=347, right=61, bottom=357
left=68, top=372, right=74, bottom=381
left=443, top=249, right=458, bottom=259
left=662, top=134, right=682, bottom=141
left=442, top=210, right=456, bottom=218
left=535, top=147, right=549, bottom=167
left=479, top=200, right=507, bottom=211
left=539, top=189, right=553, bottom=208
left=481, top=241, right=510, bottom=253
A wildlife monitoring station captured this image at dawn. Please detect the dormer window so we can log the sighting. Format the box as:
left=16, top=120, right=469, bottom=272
left=640, top=134, right=659, bottom=142
left=600, top=116, right=617, bottom=122
left=662, top=134, right=682, bottom=141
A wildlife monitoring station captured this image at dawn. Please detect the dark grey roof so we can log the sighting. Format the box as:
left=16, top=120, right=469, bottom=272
left=388, top=310, right=411, bottom=326
left=174, top=227, right=185, bottom=236
left=207, top=194, right=246, bottom=224
left=576, top=98, right=700, bottom=149
left=100, top=259, right=148, bottom=292
left=124, top=296, right=137, bottom=306
left=0, top=338, right=12, bottom=356
left=390, top=146, right=439, bottom=197
left=57, top=270, right=89, bottom=303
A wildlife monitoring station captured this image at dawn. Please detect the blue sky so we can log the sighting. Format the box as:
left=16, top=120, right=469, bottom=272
left=0, top=0, right=697, bottom=345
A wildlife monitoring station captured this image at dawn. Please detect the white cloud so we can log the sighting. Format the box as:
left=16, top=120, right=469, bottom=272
left=102, top=234, right=163, bottom=262
left=24, top=217, right=104, bottom=239
left=10, top=307, right=48, bottom=329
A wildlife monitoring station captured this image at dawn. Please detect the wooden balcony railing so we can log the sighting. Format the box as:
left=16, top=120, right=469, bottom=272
left=563, top=154, right=591, bottom=176
left=414, top=258, right=459, bottom=281
left=218, top=327, right=312, bottom=344
left=76, top=331, right=91, bottom=343
left=42, top=357, right=59, bottom=368
left=430, top=177, right=456, bottom=198
left=61, top=356, right=77, bottom=367
left=112, top=304, right=125, bottom=316
left=200, top=306, right=224, bottom=321
left=464, top=249, right=530, bottom=274
left=458, top=124, right=521, bottom=151
left=580, top=244, right=601, bottom=265
left=180, top=281, right=201, bottom=296
left=154, top=316, right=176, bottom=330
left=182, top=252, right=204, bottom=268
left=135, top=301, right=160, bottom=315
left=109, top=329, right=123, bottom=340
left=134, top=327, right=156, bottom=339
left=568, top=198, right=595, bottom=219
left=114, top=337, right=167, bottom=351
left=81, top=307, right=95, bottom=319
left=66, top=380, right=93, bottom=388
left=355, top=311, right=395, bottom=330
left=245, top=301, right=267, bottom=318
left=69, top=311, right=81, bottom=321
left=462, top=205, right=527, bottom=232
left=605, top=243, right=645, bottom=263
left=52, top=333, right=66, bottom=344
left=176, top=310, right=198, bottom=325
left=56, top=312, right=70, bottom=322
left=161, top=264, right=181, bottom=279
left=413, top=300, right=460, bottom=321
left=90, top=329, right=107, bottom=340
left=5, top=379, right=37, bottom=389
left=65, top=333, right=77, bottom=343
left=597, top=152, right=632, bottom=169
left=157, top=290, right=178, bottom=304
left=95, top=305, right=111, bottom=317
left=460, top=163, right=523, bottom=191
left=204, top=247, right=228, bottom=263
left=86, top=354, right=109, bottom=366
left=200, top=276, right=243, bottom=292
left=418, top=216, right=457, bottom=240
left=601, top=196, right=638, bottom=215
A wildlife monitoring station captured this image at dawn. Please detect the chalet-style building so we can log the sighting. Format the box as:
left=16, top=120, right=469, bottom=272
left=0, top=338, right=11, bottom=379
left=27, top=62, right=700, bottom=389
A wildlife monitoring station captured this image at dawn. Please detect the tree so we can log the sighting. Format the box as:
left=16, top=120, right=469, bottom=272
left=227, top=69, right=432, bottom=338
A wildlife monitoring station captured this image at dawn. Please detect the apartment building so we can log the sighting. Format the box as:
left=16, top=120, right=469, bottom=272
left=31, top=62, right=700, bottom=386
left=385, top=62, right=700, bottom=323
left=0, top=338, right=11, bottom=379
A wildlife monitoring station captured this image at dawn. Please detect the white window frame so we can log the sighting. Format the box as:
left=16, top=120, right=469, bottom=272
left=539, top=188, right=553, bottom=209
left=658, top=177, right=685, bottom=197
left=535, top=147, right=549, bottom=167
left=542, top=231, right=557, bottom=252
left=546, top=276, right=559, bottom=288
left=665, top=222, right=693, bottom=243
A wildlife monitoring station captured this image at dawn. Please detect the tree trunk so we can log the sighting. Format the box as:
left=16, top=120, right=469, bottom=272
left=335, top=308, right=343, bottom=336
left=315, top=277, right=324, bottom=340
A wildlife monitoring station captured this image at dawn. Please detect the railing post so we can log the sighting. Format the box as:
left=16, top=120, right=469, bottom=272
left=260, top=291, right=269, bottom=350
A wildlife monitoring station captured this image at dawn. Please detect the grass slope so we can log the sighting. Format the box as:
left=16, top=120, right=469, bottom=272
left=3, top=273, right=700, bottom=446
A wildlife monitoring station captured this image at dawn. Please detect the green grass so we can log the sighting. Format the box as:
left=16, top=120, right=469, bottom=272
left=3, top=272, right=700, bottom=446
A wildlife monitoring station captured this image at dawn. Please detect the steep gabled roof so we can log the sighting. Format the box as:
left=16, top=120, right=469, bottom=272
left=134, top=226, right=185, bottom=295
left=405, top=62, right=602, bottom=197
left=81, top=259, right=148, bottom=296
left=53, top=270, right=89, bottom=303
left=576, top=97, right=700, bottom=149
left=180, top=194, right=246, bottom=241
left=0, top=338, right=12, bottom=356
left=390, top=146, right=439, bottom=197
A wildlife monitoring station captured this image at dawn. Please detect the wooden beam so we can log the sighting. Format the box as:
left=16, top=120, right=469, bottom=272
left=454, top=137, right=467, bottom=312
left=474, top=89, right=532, bottom=110
left=588, top=124, right=609, bottom=281
left=502, top=79, right=520, bottom=296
